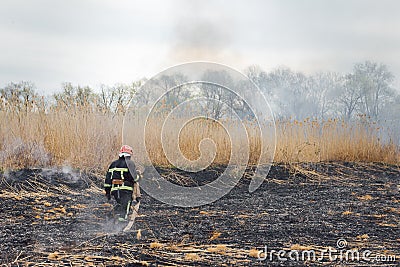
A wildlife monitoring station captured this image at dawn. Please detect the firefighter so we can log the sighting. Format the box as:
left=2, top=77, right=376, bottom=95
left=104, top=145, right=141, bottom=222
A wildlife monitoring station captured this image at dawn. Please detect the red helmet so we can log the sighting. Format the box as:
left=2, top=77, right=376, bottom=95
left=119, top=145, right=133, bottom=156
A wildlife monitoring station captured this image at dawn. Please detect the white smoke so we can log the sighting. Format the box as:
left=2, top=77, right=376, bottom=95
left=0, top=137, right=51, bottom=167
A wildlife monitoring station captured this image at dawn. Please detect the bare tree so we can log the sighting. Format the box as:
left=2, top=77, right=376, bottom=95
left=155, top=73, right=189, bottom=108
left=353, top=61, right=394, bottom=120
left=113, top=82, right=138, bottom=114
left=200, top=70, right=236, bottom=119
left=54, top=82, right=95, bottom=109
left=244, top=65, right=273, bottom=96
left=333, top=74, right=362, bottom=120
left=97, top=81, right=143, bottom=114
left=264, top=68, right=310, bottom=119
left=0, top=81, right=37, bottom=114
left=130, top=78, right=151, bottom=106
left=306, top=72, right=342, bottom=120
left=98, top=84, right=116, bottom=113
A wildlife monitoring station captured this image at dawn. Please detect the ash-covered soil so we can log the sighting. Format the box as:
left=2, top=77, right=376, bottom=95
left=0, top=162, right=399, bottom=266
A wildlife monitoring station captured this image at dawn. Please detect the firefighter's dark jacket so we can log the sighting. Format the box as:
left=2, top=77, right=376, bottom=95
left=104, top=156, right=138, bottom=194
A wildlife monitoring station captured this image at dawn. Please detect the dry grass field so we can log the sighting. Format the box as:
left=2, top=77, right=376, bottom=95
left=1, top=100, right=398, bottom=171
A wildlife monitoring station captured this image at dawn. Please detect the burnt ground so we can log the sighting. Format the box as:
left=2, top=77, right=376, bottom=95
left=0, top=162, right=399, bottom=266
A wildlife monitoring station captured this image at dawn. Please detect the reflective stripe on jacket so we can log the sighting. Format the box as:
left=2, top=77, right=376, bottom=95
left=104, top=156, right=139, bottom=192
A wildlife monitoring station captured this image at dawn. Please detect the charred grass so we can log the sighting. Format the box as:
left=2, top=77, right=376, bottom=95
left=0, top=162, right=399, bottom=266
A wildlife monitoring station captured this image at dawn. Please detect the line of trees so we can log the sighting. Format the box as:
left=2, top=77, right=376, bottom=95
left=1, top=61, right=399, bottom=122
left=0, top=80, right=145, bottom=115
left=246, top=61, right=398, bottom=121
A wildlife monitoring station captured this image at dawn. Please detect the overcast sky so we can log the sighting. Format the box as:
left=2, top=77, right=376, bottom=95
left=1, top=0, right=399, bottom=93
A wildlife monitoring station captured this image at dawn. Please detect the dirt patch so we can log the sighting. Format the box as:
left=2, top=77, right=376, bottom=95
left=0, top=162, right=399, bottom=266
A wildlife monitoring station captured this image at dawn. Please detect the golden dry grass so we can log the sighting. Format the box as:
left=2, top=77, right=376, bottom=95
left=248, top=248, right=261, bottom=258
left=289, top=244, right=314, bottom=251
left=209, top=231, right=221, bottom=240
left=356, top=234, right=369, bottom=240
left=342, top=210, right=353, bottom=216
left=47, top=252, right=62, bottom=260
left=357, top=195, right=374, bottom=201
left=206, top=244, right=228, bottom=254
left=149, top=242, right=163, bottom=249
left=1, top=100, right=399, bottom=170
left=184, top=253, right=201, bottom=261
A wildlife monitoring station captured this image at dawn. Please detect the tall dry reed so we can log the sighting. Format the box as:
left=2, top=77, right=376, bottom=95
left=0, top=101, right=398, bottom=171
